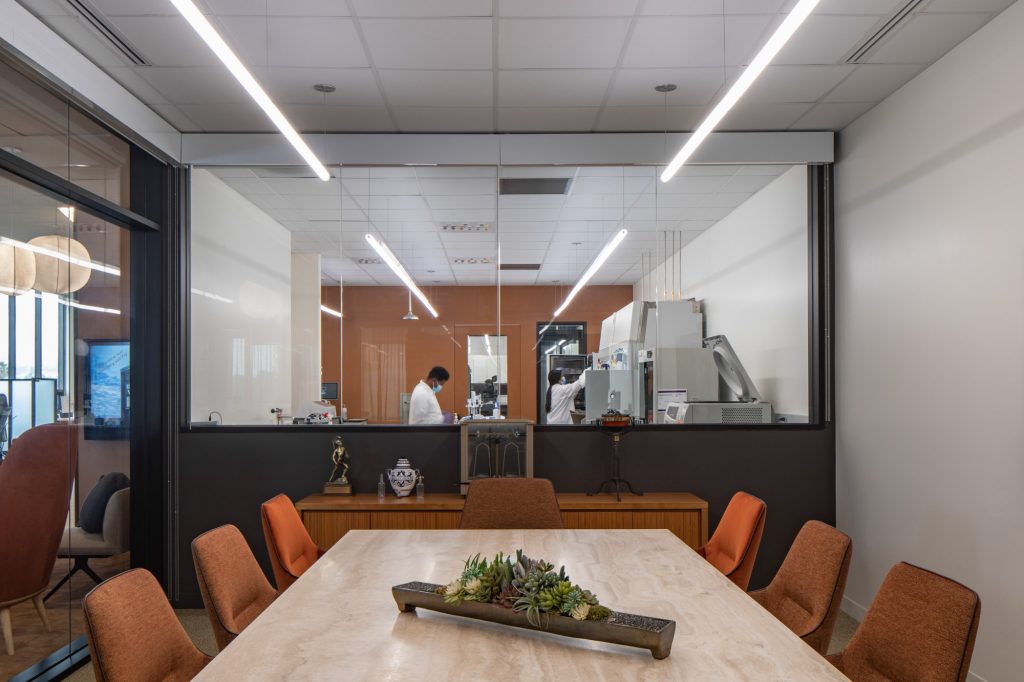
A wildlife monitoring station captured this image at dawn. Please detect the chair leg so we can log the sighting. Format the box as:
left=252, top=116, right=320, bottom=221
left=1, top=607, right=13, bottom=655
left=78, top=557, right=104, bottom=584
left=32, top=594, right=50, bottom=632
left=43, top=567, right=76, bottom=602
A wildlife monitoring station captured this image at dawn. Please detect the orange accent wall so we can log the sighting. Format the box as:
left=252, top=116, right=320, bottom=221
left=321, top=285, right=634, bottom=423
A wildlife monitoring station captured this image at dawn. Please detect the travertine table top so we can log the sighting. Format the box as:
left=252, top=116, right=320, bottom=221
left=194, top=529, right=849, bottom=681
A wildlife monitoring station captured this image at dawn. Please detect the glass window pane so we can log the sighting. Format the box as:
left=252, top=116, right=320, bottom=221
left=40, top=292, right=59, bottom=378
left=14, top=293, right=35, bottom=378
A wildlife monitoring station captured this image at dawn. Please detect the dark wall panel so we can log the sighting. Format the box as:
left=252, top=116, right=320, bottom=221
left=176, top=426, right=834, bottom=607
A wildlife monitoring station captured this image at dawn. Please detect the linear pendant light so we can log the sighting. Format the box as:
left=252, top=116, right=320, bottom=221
left=168, top=0, right=330, bottom=181
left=553, top=228, right=627, bottom=318
left=660, top=0, right=821, bottom=183
left=320, top=304, right=342, bottom=318
left=365, top=233, right=439, bottom=318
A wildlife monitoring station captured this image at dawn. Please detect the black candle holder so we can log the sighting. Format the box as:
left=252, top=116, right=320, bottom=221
left=588, top=423, right=642, bottom=501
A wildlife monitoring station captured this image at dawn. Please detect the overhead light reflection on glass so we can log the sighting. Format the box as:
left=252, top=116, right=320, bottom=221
left=365, top=233, right=439, bottom=318
left=553, top=229, right=627, bottom=318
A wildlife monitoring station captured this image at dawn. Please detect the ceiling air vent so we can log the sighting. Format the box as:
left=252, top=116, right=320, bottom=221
left=452, top=257, right=494, bottom=265
left=499, top=178, right=572, bottom=195
left=843, top=0, right=927, bottom=64
left=65, top=0, right=152, bottom=66
left=441, top=223, right=490, bottom=232
left=499, top=263, right=541, bottom=271
left=353, top=257, right=382, bottom=265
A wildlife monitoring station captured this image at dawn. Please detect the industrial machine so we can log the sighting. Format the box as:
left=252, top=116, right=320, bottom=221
left=676, top=334, right=772, bottom=424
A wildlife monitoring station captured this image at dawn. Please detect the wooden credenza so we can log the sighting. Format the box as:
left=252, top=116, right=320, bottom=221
left=296, top=492, right=708, bottom=550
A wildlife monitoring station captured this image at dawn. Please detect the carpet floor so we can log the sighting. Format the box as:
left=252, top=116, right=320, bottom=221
left=63, top=608, right=860, bottom=680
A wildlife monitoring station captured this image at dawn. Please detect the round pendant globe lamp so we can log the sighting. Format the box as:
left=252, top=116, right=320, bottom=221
left=0, top=241, right=37, bottom=294
left=28, top=235, right=92, bottom=294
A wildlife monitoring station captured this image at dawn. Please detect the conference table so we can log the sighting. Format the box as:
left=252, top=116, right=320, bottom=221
left=194, top=529, right=849, bottom=681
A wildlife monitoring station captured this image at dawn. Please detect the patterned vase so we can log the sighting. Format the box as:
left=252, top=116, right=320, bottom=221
left=387, top=458, right=419, bottom=497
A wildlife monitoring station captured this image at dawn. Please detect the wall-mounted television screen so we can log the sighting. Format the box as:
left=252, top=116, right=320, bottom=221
left=86, top=340, right=129, bottom=440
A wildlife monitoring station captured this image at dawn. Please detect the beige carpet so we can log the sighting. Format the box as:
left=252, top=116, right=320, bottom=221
left=64, top=609, right=860, bottom=679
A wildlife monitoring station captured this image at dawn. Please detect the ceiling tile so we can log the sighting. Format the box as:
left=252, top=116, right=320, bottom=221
left=923, top=0, right=1014, bottom=11
left=607, top=68, right=724, bottom=106
left=285, top=105, right=394, bottom=132
left=718, top=102, right=813, bottom=130
left=791, top=101, right=875, bottom=129
left=175, top=103, right=276, bottom=131
left=135, top=67, right=249, bottom=104
left=725, top=15, right=778, bottom=66
left=774, top=15, right=882, bottom=65
left=352, top=0, right=492, bottom=16
left=640, top=0, right=723, bottom=14
left=106, top=16, right=220, bottom=66
left=499, top=18, right=631, bottom=69
left=498, top=70, right=613, bottom=107
left=499, top=0, right=640, bottom=16
left=497, top=108, right=600, bottom=132
left=867, top=13, right=994, bottom=64
left=267, top=18, right=369, bottom=68
left=823, top=64, right=925, bottom=103
left=261, top=68, right=383, bottom=105
left=91, top=0, right=181, bottom=16
left=743, top=65, right=855, bottom=102
left=623, top=17, right=724, bottom=68
left=391, top=107, right=494, bottom=132
left=360, top=19, right=492, bottom=69
left=216, top=16, right=268, bottom=66
left=379, top=70, right=493, bottom=107
left=813, top=0, right=905, bottom=13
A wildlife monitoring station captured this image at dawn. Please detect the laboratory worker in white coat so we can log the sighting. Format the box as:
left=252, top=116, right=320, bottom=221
left=545, top=369, right=585, bottom=425
left=409, top=366, right=449, bottom=425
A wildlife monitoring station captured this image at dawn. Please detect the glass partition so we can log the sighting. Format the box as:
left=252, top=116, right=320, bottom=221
left=0, top=172, right=133, bottom=678
left=190, top=161, right=812, bottom=427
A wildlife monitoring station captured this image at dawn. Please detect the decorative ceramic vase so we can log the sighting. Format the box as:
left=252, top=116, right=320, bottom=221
left=387, top=458, right=419, bottom=497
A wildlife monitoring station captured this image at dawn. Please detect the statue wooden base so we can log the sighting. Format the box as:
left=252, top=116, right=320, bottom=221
left=323, top=482, right=353, bottom=495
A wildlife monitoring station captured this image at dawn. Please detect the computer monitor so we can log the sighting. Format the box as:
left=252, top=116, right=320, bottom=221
left=321, top=382, right=339, bottom=400
left=86, top=340, right=130, bottom=440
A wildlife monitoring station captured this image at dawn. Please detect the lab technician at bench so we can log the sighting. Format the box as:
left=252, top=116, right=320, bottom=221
left=409, top=366, right=450, bottom=425
left=545, top=368, right=585, bottom=425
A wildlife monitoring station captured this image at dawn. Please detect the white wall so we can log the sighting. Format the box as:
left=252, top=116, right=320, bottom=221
left=190, top=169, right=291, bottom=424
left=835, top=3, right=1024, bottom=680
left=290, top=253, right=322, bottom=416
left=636, top=166, right=809, bottom=418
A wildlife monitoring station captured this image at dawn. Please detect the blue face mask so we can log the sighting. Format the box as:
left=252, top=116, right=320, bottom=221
left=432, top=383, right=443, bottom=394
left=559, top=377, right=567, bottom=385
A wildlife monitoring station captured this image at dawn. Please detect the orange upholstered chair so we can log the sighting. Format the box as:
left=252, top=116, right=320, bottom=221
left=192, top=525, right=278, bottom=651
left=83, top=568, right=211, bottom=682
left=260, top=494, right=324, bottom=591
left=827, top=562, right=981, bottom=682
left=0, top=423, right=78, bottom=655
left=749, top=520, right=852, bottom=654
left=697, top=491, right=766, bottom=590
left=460, top=478, right=563, bottom=529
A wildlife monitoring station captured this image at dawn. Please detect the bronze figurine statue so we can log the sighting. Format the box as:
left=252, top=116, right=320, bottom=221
left=324, top=435, right=353, bottom=494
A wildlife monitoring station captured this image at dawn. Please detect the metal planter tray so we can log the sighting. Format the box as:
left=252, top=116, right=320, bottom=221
left=392, top=582, right=675, bottom=659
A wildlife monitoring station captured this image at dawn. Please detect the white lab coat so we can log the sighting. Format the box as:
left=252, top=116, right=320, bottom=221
left=409, top=380, right=443, bottom=425
left=546, top=373, right=586, bottom=425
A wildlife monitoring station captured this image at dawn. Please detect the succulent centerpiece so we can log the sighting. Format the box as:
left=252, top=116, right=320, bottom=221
left=438, top=550, right=611, bottom=626
left=392, top=548, right=676, bottom=659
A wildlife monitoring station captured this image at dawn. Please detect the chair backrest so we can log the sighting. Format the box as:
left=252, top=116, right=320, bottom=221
left=751, top=520, right=852, bottom=654
left=83, top=568, right=211, bottom=682
left=102, top=488, right=131, bottom=553
left=459, top=478, right=563, bottom=529
left=0, top=423, right=78, bottom=602
left=832, top=562, right=980, bottom=682
left=700, top=491, right=766, bottom=590
left=260, top=494, right=320, bottom=591
left=192, top=525, right=278, bottom=651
